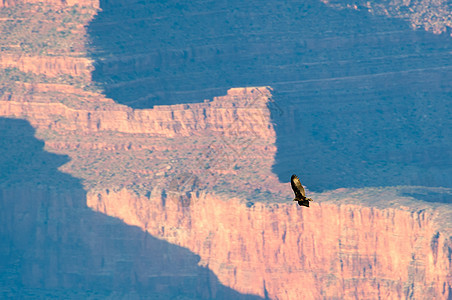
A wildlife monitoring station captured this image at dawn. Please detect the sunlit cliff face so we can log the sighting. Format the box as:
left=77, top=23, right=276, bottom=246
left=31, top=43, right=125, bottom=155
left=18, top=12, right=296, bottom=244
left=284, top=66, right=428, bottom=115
left=87, top=188, right=452, bottom=299
left=0, top=0, right=451, bottom=299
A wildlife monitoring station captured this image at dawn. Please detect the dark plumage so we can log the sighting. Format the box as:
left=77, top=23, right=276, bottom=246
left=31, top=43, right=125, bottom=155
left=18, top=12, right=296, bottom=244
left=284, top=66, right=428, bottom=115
left=291, top=174, right=313, bottom=207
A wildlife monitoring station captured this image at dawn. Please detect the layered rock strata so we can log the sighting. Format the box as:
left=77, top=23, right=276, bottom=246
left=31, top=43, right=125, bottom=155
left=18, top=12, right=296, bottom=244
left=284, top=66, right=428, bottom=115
left=88, top=188, right=452, bottom=299
left=0, top=1, right=451, bottom=299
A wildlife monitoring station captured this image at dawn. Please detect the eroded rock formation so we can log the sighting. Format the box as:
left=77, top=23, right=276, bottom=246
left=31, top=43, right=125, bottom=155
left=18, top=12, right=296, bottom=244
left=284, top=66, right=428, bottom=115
left=1, top=87, right=274, bottom=137
left=88, top=188, right=452, bottom=299
left=1, top=1, right=451, bottom=299
left=0, top=119, right=261, bottom=299
left=0, top=0, right=98, bottom=8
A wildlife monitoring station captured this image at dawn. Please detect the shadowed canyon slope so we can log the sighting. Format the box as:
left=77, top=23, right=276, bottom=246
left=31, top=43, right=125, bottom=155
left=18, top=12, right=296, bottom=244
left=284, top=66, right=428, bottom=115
left=88, top=0, right=452, bottom=191
left=0, top=117, right=262, bottom=299
left=0, top=0, right=451, bottom=299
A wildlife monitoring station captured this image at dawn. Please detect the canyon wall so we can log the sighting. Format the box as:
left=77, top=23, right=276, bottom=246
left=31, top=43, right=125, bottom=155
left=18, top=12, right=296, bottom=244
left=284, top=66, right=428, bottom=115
left=88, top=0, right=452, bottom=109
left=1, top=166, right=451, bottom=299
left=0, top=187, right=261, bottom=299
left=0, top=117, right=262, bottom=299
left=87, top=188, right=452, bottom=299
left=0, top=87, right=274, bottom=138
left=1, top=1, right=451, bottom=299
left=0, top=54, right=93, bottom=77
left=3, top=0, right=450, bottom=39
left=87, top=0, right=452, bottom=191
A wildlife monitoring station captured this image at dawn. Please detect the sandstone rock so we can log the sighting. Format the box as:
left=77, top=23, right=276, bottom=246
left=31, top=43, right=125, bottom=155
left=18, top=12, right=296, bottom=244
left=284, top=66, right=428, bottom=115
left=0, top=1, right=451, bottom=299
left=87, top=188, right=452, bottom=299
left=0, top=87, right=274, bottom=137
left=0, top=0, right=98, bottom=8
left=0, top=54, right=93, bottom=77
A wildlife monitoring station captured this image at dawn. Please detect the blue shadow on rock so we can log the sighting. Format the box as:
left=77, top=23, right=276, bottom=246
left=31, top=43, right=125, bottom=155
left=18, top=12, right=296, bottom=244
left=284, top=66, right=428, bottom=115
left=87, top=0, right=452, bottom=192
left=401, top=187, right=452, bottom=204
left=0, top=118, right=262, bottom=299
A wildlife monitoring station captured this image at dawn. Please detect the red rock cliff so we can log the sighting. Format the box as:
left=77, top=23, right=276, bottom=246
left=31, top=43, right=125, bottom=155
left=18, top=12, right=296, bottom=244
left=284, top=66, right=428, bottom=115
left=2, top=75, right=450, bottom=298
left=1, top=87, right=274, bottom=138
left=87, top=188, right=452, bottom=299
left=0, top=54, right=93, bottom=77
left=1, top=1, right=451, bottom=299
left=0, top=0, right=98, bottom=8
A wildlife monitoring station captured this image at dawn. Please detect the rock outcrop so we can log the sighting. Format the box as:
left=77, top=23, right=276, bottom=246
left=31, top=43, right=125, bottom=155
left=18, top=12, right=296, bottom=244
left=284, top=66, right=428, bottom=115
left=3, top=80, right=450, bottom=298
left=0, top=0, right=98, bottom=8
left=0, top=54, right=93, bottom=77
left=1, top=87, right=274, bottom=137
left=0, top=184, right=261, bottom=299
left=321, top=0, right=452, bottom=36
left=87, top=188, right=452, bottom=299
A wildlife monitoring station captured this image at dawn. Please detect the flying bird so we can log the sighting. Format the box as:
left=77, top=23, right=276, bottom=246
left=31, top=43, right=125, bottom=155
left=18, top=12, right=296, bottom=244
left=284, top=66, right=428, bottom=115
left=291, top=174, right=313, bottom=207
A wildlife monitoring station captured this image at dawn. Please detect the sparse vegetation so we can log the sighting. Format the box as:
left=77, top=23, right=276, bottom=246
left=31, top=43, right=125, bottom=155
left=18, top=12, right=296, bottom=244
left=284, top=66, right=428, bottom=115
left=0, top=4, right=97, bottom=55
left=322, top=0, right=452, bottom=36
left=0, top=3, right=102, bottom=100
left=0, top=67, right=84, bottom=86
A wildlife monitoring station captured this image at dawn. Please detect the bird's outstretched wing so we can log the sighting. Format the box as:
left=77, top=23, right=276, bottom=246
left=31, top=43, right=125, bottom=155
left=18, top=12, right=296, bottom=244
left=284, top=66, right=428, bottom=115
left=291, top=174, right=306, bottom=198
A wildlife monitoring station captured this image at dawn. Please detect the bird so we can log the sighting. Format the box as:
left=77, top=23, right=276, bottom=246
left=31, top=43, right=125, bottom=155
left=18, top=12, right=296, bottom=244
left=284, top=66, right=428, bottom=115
left=291, top=174, right=313, bottom=207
